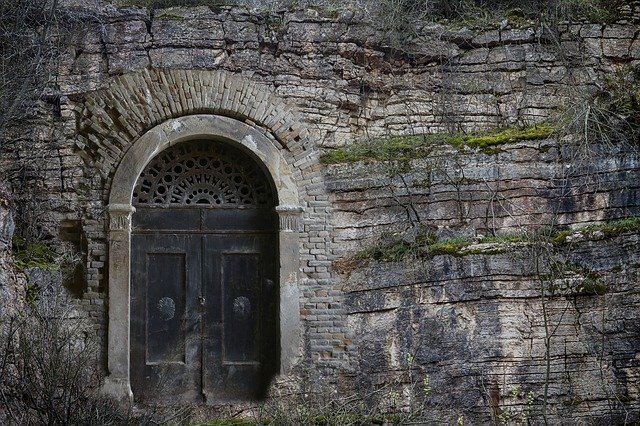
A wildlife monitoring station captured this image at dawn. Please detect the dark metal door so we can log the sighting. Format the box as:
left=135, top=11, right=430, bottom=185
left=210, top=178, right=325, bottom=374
left=131, top=233, right=203, bottom=402
left=202, top=233, right=278, bottom=401
left=129, top=140, right=279, bottom=403
left=131, top=209, right=278, bottom=403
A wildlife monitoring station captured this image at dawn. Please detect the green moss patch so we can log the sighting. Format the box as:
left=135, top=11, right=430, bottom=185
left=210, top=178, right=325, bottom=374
left=428, top=238, right=472, bottom=256
left=577, top=278, right=607, bottom=295
left=552, top=264, right=608, bottom=296
left=12, top=236, right=58, bottom=270
left=354, top=234, right=527, bottom=263
left=552, top=217, right=640, bottom=246
left=320, top=124, right=555, bottom=165
left=353, top=217, right=640, bottom=265
left=447, top=124, right=554, bottom=150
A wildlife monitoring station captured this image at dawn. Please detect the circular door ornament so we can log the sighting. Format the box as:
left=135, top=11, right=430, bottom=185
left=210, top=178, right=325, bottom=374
left=157, top=297, right=176, bottom=321
left=133, top=140, right=275, bottom=207
left=233, top=296, right=251, bottom=320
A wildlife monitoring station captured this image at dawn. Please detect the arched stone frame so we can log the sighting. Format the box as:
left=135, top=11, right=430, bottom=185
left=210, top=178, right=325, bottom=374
left=102, top=114, right=303, bottom=402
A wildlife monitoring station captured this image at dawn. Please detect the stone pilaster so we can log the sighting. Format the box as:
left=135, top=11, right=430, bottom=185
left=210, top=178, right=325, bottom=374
left=275, top=205, right=304, bottom=372
left=102, top=204, right=135, bottom=403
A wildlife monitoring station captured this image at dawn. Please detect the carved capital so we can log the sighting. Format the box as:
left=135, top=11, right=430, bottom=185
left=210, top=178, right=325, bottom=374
left=108, top=204, right=136, bottom=232
left=275, top=205, right=303, bottom=232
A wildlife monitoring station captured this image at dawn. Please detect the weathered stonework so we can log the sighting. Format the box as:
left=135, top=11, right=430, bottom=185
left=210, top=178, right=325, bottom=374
left=325, top=139, right=640, bottom=255
left=340, top=233, right=640, bottom=423
left=103, top=113, right=306, bottom=400
left=74, top=69, right=311, bottom=179
left=1, top=1, right=639, bottom=423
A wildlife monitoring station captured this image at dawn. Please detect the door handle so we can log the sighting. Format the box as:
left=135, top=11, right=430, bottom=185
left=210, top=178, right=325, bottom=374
left=198, top=295, right=206, bottom=306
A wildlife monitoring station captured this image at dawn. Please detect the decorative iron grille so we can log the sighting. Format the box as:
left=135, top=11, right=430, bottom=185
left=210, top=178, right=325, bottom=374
left=132, top=140, right=275, bottom=207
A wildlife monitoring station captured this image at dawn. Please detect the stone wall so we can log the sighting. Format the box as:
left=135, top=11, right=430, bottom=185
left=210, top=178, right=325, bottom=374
left=322, top=125, right=640, bottom=423
left=0, top=0, right=639, bottom=422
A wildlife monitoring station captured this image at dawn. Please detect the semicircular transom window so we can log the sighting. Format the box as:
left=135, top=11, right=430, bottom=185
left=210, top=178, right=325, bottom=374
left=132, top=140, right=276, bottom=207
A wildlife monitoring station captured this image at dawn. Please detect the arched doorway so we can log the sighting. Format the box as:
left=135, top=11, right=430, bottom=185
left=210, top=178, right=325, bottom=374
left=129, top=140, right=278, bottom=402
left=102, top=115, right=303, bottom=403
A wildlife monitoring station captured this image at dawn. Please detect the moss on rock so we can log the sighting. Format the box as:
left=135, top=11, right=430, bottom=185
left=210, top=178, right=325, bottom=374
left=352, top=216, right=640, bottom=265
left=12, top=236, right=58, bottom=271
left=320, top=124, right=555, bottom=165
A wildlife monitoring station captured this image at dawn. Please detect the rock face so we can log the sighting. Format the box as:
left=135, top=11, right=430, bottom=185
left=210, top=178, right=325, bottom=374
left=326, top=139, right=640, bottom=255
left=340, top=235, right=640, bottom=423
left=324, top=136, right=640, bottom=423
left=0, top=184, right=20, bottom=318
left=0, top=1, right=639, bottom=423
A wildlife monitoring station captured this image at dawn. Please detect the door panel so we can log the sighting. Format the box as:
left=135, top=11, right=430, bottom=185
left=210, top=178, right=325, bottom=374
left=132, top=208, right=276, bottom=233
left=202, top=234, right=278, bottom=401
left=222, top=252, right=261, bottom=363
left=129, top=140, right=280, bottom=403
left=131, top=234, right=202, bottom=403
left=131, top=225, right=278, bottom=403
left=202, top=209, right=276, bottom=231
left=133, top=208, right=201, bottom=231
left=146, top=253, right=186, bottom=363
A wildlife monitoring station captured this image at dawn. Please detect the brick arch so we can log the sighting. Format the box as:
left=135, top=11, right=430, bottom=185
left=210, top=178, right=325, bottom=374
left=109, top=115, right=300, bottom=207
left=74, top=69, right=311, bottom=179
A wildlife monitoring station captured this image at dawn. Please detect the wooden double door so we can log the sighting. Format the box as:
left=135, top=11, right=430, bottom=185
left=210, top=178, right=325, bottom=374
left=130, top=207, right=278, bottom=403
